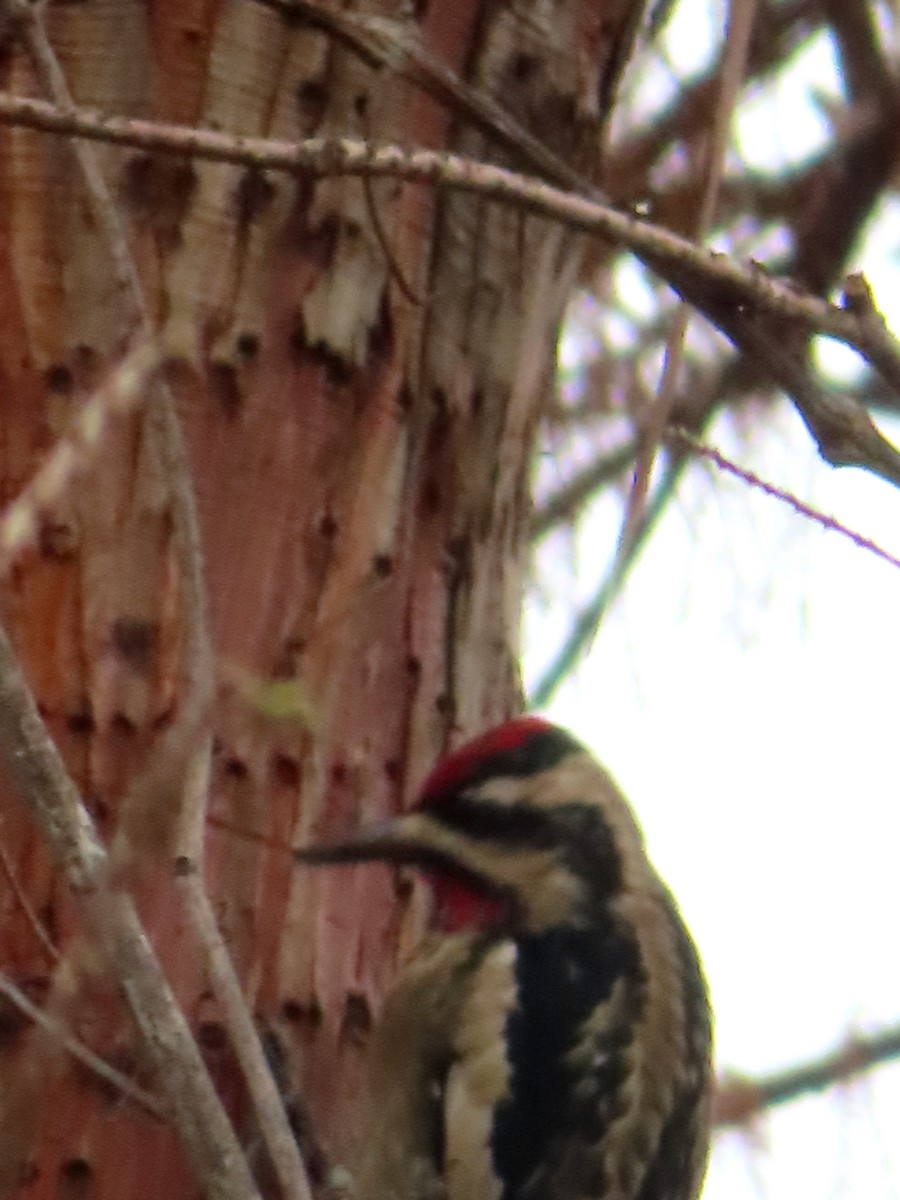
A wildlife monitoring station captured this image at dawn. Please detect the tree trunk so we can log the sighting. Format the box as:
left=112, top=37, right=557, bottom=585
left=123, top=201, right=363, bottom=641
left=0, top=1, right=644, bottom=1195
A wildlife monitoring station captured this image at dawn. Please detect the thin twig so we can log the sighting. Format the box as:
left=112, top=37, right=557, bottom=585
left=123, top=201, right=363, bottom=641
left=531, top=441, right=639, bottom=541
left=0, top=342, right=161, bottom=577
left=0, top=831, right=59, bottom=963
left=12, top=0, right=215, bottom=704
left=529, top=451, right=691, bottom=706
left=257, top=0, right=598, bottom=196
left=123, top=371, right=217, bottom=861
left=361, top=172, right=424, bottom=306
left=668, top=426, right=900, bottom=571
left=176, top=868, right=315, bottom=1200
left=170, top=694, right=314, bottom=1200
left=532, top=414, right=900, bottom=702
left=714, top=1024, right=900, bottom=1127
left=5, top=0, right=141, bottom=316
left=0, top=617, right=263, bottom=1200
left=10, top=0, right=217, bottom=802
left=13, top=0, right=258, bottom=1181
left=10, top=0, right=214, bottom=716
left=3, top=7, right=258, bottom=1192
left=0, top=969, right=167, bottom=1120
left=6, top=7, right=307, bottom=1191
left=622, top=0, right=758, bottom=551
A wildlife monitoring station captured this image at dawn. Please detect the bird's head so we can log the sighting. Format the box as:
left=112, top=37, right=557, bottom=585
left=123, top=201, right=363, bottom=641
left=296, top=717, right=650, bottom=935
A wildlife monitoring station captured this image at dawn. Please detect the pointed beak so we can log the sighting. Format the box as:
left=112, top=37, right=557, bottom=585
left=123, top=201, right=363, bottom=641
left=294, top=814, right=433, bottom=868
left=296, top=811, right=519, bottom=923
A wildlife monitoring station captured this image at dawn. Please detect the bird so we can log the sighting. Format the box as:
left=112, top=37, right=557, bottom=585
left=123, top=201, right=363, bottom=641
left=296, top=716, right=712, bottom=1200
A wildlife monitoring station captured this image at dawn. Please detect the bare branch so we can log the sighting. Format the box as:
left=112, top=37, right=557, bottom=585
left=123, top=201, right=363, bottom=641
left=621, top=0, right=757, bottom=555
left=669, top=426, right=900, bottom=571
left=0, top=342, right=162, bottom=577
left=714, top=1024, right=900, bottom=1127
left=0, top=828, right=59, bottom=963
left=5, top=0, right=142, bottom=317
left=9, top=0, right=216, bottom=722
left=0, top=619, right=263, bottom=1200
left=176, top=868, right=315, bottom=1200
left=0, top=969, right=167, bottom=1120
left=3, top=11, right=250, bottom=1184
left=2, top=89, right=900, bottom=427
left=532, top=442, right=638, bottom=541
left=530, top=450, right=692, bottom=706
left=4, top=11, right=307, bottom=1193
left=254, top=0, right=597, bottom=194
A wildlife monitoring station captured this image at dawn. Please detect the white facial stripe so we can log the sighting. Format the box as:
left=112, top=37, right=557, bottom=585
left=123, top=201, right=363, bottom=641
left=444, top=941, right=517, bottom=1200
left=467, top=752, right=657, bottom=894
left=391, top=812, right=585, bottom=930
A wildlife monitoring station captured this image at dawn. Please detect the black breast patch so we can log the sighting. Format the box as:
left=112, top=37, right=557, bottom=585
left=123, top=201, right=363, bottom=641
left=490, top=916, right=644, bottom=1198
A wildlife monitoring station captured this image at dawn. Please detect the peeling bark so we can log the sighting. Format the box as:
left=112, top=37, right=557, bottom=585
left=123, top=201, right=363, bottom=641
left=0, top=1, right=646, bottom=1194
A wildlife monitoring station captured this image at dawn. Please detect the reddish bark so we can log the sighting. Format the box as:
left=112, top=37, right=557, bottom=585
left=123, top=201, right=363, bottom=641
left=0, top=1, right=644, bottom=1195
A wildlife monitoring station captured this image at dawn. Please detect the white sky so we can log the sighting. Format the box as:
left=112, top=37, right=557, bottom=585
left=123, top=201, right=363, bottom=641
left=524, top=4, right=900, bottom=1196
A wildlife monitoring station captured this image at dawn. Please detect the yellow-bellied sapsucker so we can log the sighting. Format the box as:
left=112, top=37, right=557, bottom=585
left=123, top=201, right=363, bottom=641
left=297, top=717, right=712, bottom=1200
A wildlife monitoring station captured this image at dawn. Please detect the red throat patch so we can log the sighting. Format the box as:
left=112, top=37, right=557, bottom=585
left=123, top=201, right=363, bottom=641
left=426, top=871, right=508, bottom=933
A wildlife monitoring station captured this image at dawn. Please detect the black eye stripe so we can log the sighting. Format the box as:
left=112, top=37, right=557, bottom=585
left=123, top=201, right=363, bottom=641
left=431, top=800, right=624, bottom=897
left=433, top=797, right=557, bottom=845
